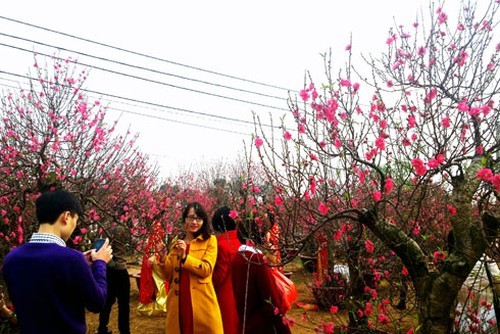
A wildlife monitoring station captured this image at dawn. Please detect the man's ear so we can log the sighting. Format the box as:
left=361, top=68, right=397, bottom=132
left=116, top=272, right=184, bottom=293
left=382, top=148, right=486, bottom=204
left=60, top=211, right=71, bottom=225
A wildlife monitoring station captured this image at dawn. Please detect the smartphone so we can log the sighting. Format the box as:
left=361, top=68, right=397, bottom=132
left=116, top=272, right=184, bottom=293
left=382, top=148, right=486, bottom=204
left=93, top=238, right=106, bottom=251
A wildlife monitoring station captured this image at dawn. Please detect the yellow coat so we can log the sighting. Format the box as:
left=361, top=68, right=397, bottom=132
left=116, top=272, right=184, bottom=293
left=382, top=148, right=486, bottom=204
left=160, top=234, right=223, bottom=334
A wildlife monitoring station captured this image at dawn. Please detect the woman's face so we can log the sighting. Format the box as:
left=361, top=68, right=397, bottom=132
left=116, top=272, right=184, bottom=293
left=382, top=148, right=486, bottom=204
left=184, top=207, right=204, bottom=235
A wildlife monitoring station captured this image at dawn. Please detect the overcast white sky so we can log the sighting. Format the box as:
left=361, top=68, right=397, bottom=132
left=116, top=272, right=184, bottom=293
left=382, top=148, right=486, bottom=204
left=1, top=0, right=439, bottom=179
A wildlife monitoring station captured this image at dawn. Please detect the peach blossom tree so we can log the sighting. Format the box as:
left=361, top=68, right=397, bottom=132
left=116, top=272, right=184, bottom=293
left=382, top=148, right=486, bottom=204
left=254, top=1, right=499, bottom=333
left=0, top=55, right=166, bottom=259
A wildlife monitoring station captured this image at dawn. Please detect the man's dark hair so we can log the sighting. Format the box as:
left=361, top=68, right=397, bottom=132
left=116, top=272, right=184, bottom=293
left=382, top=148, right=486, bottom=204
left=182, top=202, right=212, bottom=240
left=36, top=190, right=84, bottom=225
left=212, top=206, right=236, bottom=232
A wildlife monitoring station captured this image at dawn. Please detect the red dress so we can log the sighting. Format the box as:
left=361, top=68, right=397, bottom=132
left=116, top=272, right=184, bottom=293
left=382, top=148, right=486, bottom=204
left=231, top=248, right=291, bottom=334
left=213, top=230, right=241, bottom=334
left=179, top=244, right=193, bottom=334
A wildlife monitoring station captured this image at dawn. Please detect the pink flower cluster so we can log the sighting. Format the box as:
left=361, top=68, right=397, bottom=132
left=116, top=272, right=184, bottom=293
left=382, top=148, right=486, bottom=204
left=477, top=168, right=500, bottom=191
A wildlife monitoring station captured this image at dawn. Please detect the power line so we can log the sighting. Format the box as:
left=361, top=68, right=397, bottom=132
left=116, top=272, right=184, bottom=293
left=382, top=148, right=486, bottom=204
left=0, top=71, right=283, bottom=131
left=0, top=32, right=289, bottom=103
left=0, top=15, right=297, bottom=93
left=0, top=43, right=290, bottom=112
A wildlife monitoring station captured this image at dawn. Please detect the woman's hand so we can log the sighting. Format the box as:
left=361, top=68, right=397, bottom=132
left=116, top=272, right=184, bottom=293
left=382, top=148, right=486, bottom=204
left=175, top=239, right=187, bottom=262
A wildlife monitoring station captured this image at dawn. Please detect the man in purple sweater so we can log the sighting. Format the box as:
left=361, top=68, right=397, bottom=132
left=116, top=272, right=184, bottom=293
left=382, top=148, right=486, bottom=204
left=2, top=189, right=113, bottom=334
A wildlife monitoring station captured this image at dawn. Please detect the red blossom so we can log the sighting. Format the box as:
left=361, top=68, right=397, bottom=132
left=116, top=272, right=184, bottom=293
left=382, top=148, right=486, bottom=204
left=254, top=137, right=263, bottom=148
left=318, top=202, right=330, bottom=215
left=365, top=239, right=375, bottom=253
left=447, top=205, right=457, bottom=215
left=477, top=168, right=493, bottom=181
left=411, top=158, right=427, bottom=176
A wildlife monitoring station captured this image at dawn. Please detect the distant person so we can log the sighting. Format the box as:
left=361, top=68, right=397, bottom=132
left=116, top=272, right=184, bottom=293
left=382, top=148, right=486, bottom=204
left=1, top=189, right=113, bottom=334
left=232, top=216, right=291, bottom=334
left=212, top=206, right=241, bottom=334
left=156, top=202, right=223, bottom=333
left=98, top=225, right=130, bottom=334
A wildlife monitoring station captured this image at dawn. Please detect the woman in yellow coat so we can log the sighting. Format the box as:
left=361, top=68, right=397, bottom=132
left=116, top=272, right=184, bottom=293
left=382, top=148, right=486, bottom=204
left=157, top=202, right=223, bottom=334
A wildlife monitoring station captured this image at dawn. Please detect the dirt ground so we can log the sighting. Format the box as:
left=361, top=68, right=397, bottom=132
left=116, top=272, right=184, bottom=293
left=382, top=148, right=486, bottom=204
left=85, top=260, right=333, bottom=334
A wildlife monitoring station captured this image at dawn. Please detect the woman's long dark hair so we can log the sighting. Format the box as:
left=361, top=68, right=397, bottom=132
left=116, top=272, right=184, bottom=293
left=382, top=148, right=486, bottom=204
left=182, top=202, right=212, bottom=240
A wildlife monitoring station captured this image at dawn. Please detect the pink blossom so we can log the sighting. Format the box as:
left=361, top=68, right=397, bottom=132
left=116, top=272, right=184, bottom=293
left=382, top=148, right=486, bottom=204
left=468, top=107, right=480, bottom=117
left=330, top=306, right=338, bottom=314
left=375, top=137, right=385, bottom=151
left=476, top=146, right=484, bottom=155
left=318, top=202, right=330, bottom=215
left=352, top=82, right=360, bottom=92
left=365, top=240, right=375, bottom=253
left=481, top=104, right=491, bottom=115
left=283, top=131, right=292, bottom=140
left=340, top=79, right=351, bottom=87
left=311, top=89, right=318, bottom=100
left=411, top=158, right=427, bottom=176
left=384, top=178, right=394, bottom=194
left=364, top=302, right=373, bottom=316
left=254, top=137, right=263, bottom=148
left=417, top=46, right=426, bottom=56
left=447, top=205, right=456, bottom=216
left=492, top=175, right=500, bottom=191
left=298, top=124, right=306, bottom=134
left=433, top=250, right=447, bottom=262
left=442, top=117, right=451, bottom=128
left=228, top=210, right=239, bottom=220
left=436, top=154, right=445, bottom=164
left=438, top=11, right=448, bottom=24
left=377, top=313, right=390, bottom=325
left=425, top=88, right=437, bottom=103
left=453, top=50, right=468, bottom=67
left=402, top=267, right=409, bottom=276
left=309, top=177, right=317, bottom=194
left=299, top=89, right=309, bottom=102
left=334, top=138, right=342, bottom=148
left=334, top=229, right=342, bottom=241
left=274, top=196, right=283, bottom=206
left=408, top=115, right=416, bottom=127
left=386, top=80, right=393, bottom=88
left=477, top=168, right=493, bottom=181
left=427, top=158, right=439, bottom=169
left=373, top=190, right=382, bottom=202
left=392, top=60, right=405, bottom=70
left=309, top=154, right=318, bottom=161
left=345, top=44, right=351, bottom=51
left=487, top=63, right=495, bottom=71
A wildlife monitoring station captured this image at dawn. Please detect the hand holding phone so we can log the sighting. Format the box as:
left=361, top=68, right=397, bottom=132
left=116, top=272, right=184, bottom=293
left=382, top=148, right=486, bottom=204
left=93, top=238, right=106, bottom=251
left=91, top=238, right=113, bottom=264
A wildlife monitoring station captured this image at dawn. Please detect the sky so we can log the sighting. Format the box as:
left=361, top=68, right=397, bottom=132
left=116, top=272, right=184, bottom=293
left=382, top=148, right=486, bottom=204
left=0, top=0, right=436, bottom=180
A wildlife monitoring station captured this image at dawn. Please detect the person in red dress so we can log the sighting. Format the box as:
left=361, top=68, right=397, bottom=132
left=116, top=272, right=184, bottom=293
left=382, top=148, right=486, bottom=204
left=231, top=216, right=292, bottom=334
left=212, top=206, right=241, bottom=334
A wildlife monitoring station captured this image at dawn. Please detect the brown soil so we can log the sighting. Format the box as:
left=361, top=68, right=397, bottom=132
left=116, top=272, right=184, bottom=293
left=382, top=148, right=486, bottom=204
left=85, top=260, right=413, bottom=334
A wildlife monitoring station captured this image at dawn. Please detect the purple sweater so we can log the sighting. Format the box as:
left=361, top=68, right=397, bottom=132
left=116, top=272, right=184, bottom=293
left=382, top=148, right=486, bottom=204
left=2, top=243, right=107, bottom=334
